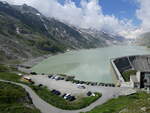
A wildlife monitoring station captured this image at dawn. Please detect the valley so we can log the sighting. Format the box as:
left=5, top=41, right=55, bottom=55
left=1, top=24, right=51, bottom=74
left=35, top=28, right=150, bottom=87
left=0, top=1, right=150, bottom=113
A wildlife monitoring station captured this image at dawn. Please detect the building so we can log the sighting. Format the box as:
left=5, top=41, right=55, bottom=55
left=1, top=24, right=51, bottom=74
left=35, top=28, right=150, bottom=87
left=141, top=72, right=150, bottom=91
left=130, top=75, right=140, bottom=88
left=130, top=71, right=150, bottom=92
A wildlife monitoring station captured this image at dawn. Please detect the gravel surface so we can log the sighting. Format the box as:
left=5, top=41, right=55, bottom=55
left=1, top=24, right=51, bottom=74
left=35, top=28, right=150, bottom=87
left=30, top=75, right=87, bottom=96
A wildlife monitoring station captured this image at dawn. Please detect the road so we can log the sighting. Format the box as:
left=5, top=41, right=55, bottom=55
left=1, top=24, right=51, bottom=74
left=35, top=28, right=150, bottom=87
left=0, top=79, right=135, bottom=113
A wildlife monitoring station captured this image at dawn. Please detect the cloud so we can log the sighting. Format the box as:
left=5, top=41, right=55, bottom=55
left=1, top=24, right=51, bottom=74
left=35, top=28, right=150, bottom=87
left=136, top=0, right=150, bottom=31
left=119, top=28, right=144, bottom=39
left=122, top=0, right=150, bottom=39
left=118, top=0, right=150, bottom=39
left=0, top=0, right=136, bottom=38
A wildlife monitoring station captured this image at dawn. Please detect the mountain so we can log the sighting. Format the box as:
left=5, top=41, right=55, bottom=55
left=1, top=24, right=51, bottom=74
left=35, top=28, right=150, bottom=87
left=0, top=2, right=124, bottom=64
left=137, top=32, right=150, bottom=47
left=76, top=28, right=125, bottom=45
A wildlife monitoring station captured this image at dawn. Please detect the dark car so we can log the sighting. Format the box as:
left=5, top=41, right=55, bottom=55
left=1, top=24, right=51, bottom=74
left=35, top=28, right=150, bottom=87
left=55, top=91, right=61, bottom=95
left=51, top=89, right=56, bottom=93
left=62, top=93, right=67, bottom=98
left=38, top=84, right=43, bottom=87
left=87, top=91, right=92, bottom=96
left=65, top=95, right=76, bottom=101
left=48, top=75, right=53, bottom=78
left=112, top=84, right=115, bottom=87
left=30, top=72, right=37, bottom=75
left=51, top=89, right=61, bottom=95
left=68, top=96, right=76, bottom=101
left=60, top=77, right=64, bottom=80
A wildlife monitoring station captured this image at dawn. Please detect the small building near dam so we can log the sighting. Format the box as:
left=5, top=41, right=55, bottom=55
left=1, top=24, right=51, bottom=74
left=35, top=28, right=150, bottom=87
left=111, top=55, right=150, bottom=92
left=130, top=71, right=150, bottom=91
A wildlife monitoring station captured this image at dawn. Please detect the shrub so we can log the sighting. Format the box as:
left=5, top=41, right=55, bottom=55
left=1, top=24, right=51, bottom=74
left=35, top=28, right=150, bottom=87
left=122, top=70, right=137, bottom=82
left=0, top=65, right=9, bottom=72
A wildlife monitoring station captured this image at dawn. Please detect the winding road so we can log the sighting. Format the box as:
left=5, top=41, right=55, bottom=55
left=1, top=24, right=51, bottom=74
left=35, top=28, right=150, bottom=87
left=0, top=79, right=135, bottom=113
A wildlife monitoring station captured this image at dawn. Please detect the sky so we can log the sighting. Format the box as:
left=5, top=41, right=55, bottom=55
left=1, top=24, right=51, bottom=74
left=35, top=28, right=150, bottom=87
left=100, top=0, right=141, bottom=26
left=1, top=0, right=150, bottom=39
left=58, top=0, right=140, bottom=26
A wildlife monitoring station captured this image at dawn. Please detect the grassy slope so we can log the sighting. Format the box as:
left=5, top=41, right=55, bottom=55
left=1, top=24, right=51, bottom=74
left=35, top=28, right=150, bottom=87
left=83, top=92, right=150, bottom=113
left=0, top=72, right=20, bottom=82
left=0, top=82, right=41, bottom=113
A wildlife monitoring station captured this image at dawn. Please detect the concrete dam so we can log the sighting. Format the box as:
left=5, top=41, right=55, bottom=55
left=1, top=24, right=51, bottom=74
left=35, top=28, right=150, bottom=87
left=111, top=55, right=150, bottom=86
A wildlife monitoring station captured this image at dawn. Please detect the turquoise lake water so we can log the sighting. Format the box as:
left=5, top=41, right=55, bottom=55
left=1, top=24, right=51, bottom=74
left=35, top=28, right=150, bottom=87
left=32, top=46, right=150, bottom=83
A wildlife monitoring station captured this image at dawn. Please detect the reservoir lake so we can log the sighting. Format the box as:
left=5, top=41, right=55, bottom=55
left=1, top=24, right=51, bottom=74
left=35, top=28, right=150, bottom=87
left=32, top=46, right=150, bottom=83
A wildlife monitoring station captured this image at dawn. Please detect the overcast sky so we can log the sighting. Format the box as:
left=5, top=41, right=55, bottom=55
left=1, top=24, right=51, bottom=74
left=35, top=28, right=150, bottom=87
left=0, top=0, right=150, bottom=39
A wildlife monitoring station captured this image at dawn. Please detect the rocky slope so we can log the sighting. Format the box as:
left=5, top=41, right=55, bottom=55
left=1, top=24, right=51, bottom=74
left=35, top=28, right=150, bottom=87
left=0, top=2, right=124, bottom=64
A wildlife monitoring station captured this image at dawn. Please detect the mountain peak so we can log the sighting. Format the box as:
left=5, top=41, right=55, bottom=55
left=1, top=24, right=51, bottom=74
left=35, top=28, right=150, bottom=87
left=12, top=3, right=40, bottom=15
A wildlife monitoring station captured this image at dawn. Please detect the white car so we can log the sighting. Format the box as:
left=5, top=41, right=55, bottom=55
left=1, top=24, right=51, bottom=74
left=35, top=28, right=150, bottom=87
left=92, top=93, right=96, bottom=96
left=77, top=84, right=86, bottom=89
left=64, top=93, right=71, bottom=99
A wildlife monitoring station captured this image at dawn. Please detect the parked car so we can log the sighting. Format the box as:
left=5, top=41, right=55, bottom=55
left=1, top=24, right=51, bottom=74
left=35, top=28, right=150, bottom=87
left=68, top=96, right=76, bottom=101
left=63, top=93, right=71, bottom=99
left=112, top=84, right=115, bottom=87
left=77, top=84, right=86, bottom=89
left=91, top=83, right=94, bottom=86
left=62, top=93, right=67, bottom=98
left=87, top=91, right=92, bottom=96
left=48, top=75, right=53, bottom=78
left=38, top=84, right=43, bottom=87
left=60, top=77, right=64, bottom=80
left=55, top=91, right=61, bottom=95
left=18, top=73, right=23, bottom=76
left=51, top=89, right=61, bottom=95
left=108, top=84, right=112, bottom=87
left=51, top=89, right=56, bottom=93
left=30, top=72, right=37, bottom=75
left=51, top=76, right=64, bottom=81
left=31, top=81, right=35, bottom=84
left=105, top=84, right=108, bottom=87
left=54, top=76, right=58, bottom=80
left=51, top=76, right=56, bottom=79
left=101, top=83, right=105, bottom=86
left=63, top=93, right=76, bottom=101
left=92, top=93, right=96, bottom=96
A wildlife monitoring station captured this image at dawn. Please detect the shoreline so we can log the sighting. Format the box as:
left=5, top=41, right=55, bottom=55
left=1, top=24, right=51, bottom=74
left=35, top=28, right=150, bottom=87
left=18, top=54, right=54, bottom=73
left=19, top=44, right=126, bottom=70
left=23, top=54, right=52, bottom=67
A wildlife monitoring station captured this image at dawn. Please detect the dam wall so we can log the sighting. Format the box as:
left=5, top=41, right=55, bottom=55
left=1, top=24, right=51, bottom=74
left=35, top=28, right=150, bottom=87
left=110, top=59, right=125, bottom=86
left=110, top=54, right=150, bottom=87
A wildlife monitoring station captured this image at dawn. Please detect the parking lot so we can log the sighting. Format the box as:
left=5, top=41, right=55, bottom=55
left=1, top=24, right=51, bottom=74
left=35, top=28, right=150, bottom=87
left=30, top=75, right=88, bottom=96
left=21, top=74, right=136, bottom=113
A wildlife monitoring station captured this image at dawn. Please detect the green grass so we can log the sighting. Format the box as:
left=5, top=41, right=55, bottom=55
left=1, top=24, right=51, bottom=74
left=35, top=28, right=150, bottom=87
left=0, top=81, right=41, bottom=113
left=82, top=92, right=150, bottom=113
left=0, top=64, right=22, bottom=82
left=0, top=65, right=10, bottom=72
left=122, top=70, right=137, bottom=82
left=0, top=72, right=21, bottom=82
left=31, top=85, right=101, bottom=110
